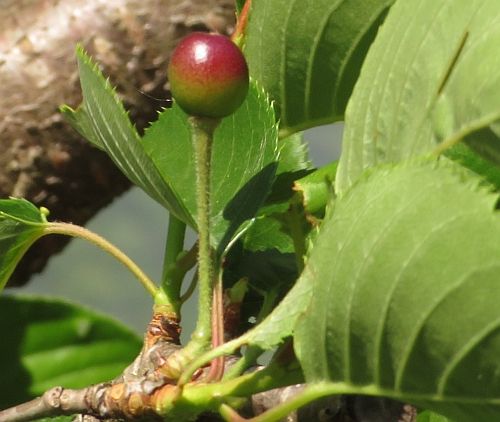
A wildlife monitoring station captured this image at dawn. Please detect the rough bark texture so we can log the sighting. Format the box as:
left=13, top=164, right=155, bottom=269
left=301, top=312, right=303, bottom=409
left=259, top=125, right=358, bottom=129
left=0, top=0, right=235, bottom=286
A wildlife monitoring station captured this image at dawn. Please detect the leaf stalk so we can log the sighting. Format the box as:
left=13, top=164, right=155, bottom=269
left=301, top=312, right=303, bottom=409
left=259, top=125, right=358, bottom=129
left=43, top=222, right=160, bottom=300
left=161, top=215, right=196, bottom=315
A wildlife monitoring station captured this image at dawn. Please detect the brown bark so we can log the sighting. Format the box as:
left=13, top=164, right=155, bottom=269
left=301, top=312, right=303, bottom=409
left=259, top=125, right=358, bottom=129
left=0, top=0, right=235, bottom=286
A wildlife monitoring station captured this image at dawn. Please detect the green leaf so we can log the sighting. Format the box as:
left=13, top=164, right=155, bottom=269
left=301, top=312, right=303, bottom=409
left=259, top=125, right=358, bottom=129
left=221, top=133, right=316, bottom=304
left=0, top=295, right=141, bottom=409
left=244, top=0, right=394, bottom=135
left=0, top=198, right=47, bottom=224
left=226, top=216, right=298, bottom=294
left=294, top=161, right=338, bottom=215
left=224, top=232, right=298, bottom=334
left=276, top=133, right=313, bottom=175
left=220, top=136, right=317, bottom=330
left=0, top=199, right=47, bottom=292
left=337, top=0, right=500, bottom=194
left=142, top=81, right=279, bottom=252
left=261, top=132, right=313, bottom=215
left=295, top=160, right=500, bottom=421
left=235, top=0, right=246, bottom=14
left=61, top=47, right=193, bottom=226
left=223, top=127, right=312, bottom=319
left=241, top=262, right=312, bottom=350
left=445, top=143, right=500, bottom=192
left=190, top=253, right=312, bottom=368
left=417, top=410, right=453, bottom=422
left=243, top=217, right=294, bottom=254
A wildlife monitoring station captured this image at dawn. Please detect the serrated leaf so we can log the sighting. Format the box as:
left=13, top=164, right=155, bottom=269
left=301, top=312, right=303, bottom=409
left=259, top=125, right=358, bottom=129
left=142, top=81, right=279, bottom=252
left=0, top=296, right=141, bottom=409
left=61, top=47, right=193, bottom=226
left=224, top=134, right=313, bottom=299
left=276, top=133, right=313, bottom=175
left=221, top=135, right=317, bottom=305
left=244, top=0, right=394, bottom=135
left=295, top=160, right=500, bottom=421
left=337, top=0, right=500, bottom=194
left=261, top=132, right=313, bottom=215
left=0, top=199, right=47, bottom=292
left=223, top=133, right=316, bottom=301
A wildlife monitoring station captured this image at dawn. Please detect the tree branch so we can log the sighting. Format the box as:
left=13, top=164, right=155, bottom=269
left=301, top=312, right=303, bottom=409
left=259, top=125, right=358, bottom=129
left=0, top=386, right=98, bottom=422
left=0, top=309, right=416, bottom=422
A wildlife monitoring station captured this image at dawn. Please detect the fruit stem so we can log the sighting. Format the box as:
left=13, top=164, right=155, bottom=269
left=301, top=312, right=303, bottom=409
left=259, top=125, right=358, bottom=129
left=189, top=116, right=221, bottom=353
left=42, top=222, right=160, bottom=300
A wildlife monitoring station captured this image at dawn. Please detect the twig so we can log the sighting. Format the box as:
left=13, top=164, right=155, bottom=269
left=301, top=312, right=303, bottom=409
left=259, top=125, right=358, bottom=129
left=0, top=385, right=98, bottom=422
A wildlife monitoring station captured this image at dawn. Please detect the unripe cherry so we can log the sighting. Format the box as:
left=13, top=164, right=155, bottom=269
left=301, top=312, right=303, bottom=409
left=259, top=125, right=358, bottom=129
left=167, top=32, right=249, bottom=119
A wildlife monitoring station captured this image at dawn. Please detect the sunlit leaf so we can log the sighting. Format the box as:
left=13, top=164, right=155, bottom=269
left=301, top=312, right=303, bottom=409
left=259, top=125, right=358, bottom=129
left=295, top=160, right=500, bottom=421
left=0, top=199, right=47, bottom=292
left=294, top=161, right=338, bottom=215
left=445, top=143, right=500, bottom=192
left=61, top=47, right=193, bottom=225
left=142, top=81, right=279, bottom=252
left=260, top=133, right=312, bottom=209
left=337, top=0, right=500, bottom=194
left=245, top=0, right=394, bottom=135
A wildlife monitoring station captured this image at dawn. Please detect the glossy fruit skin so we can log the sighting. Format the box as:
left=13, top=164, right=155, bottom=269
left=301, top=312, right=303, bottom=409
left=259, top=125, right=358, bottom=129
left=167, top=32, right=249, bottom=119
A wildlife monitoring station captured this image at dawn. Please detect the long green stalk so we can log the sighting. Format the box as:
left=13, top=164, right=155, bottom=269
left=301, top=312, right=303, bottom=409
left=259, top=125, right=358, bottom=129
left=188, top=116, right=220, bottom=352
left=43, top=222, right=159, bottom=298
left=161, top=214, right=187, bottom=314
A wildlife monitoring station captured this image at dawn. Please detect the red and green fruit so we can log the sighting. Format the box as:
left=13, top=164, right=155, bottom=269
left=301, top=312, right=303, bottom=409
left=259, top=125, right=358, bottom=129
left=167, top=32, right=249, bottom=119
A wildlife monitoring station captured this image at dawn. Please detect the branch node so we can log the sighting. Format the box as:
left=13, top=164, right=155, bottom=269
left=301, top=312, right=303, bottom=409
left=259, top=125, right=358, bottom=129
left=43, top=386, right=64, bottom=410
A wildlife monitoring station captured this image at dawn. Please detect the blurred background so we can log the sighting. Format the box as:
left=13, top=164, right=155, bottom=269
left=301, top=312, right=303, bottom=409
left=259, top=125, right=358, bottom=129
left=10, top=123, right=343, bottom=341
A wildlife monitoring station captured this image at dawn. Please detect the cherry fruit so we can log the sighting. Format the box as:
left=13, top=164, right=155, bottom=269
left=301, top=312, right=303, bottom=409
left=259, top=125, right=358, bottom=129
left=167, top=32, right=249, bottom=119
